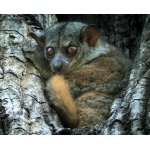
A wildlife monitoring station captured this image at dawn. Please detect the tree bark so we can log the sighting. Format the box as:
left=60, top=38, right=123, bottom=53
left=0, top=15, right=62, bottom=135
left=0, top=14, right=149, bottom=135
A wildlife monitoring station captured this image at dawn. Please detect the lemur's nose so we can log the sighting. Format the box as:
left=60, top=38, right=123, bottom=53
left=50, top=53, right=70, bottom=74
left=54, top=61, right=62, bottom=72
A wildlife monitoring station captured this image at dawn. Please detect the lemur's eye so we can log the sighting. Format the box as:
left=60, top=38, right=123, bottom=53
left=46, top=47, right=55, bottom=58
left=66, top=46, right=77, bottom=56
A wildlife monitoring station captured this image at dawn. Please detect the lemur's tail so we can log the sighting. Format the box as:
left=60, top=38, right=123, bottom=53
left=46, top=75, right=78, bottom=128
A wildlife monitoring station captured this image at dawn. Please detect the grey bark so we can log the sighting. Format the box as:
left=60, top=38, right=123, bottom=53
left=0, top=14, right=149, bottom=135
left=0, top=15, right=62, bottom=135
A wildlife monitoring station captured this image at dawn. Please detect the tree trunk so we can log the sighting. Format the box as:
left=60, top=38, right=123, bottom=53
left=0, top=15, right=62, bottom=135
left=0, top=14, right=149, bottom=135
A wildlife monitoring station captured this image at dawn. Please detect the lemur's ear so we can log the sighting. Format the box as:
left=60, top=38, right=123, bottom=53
left=29, top=32, right=45, bottom=48
left=82, top=25, right=99, bottom=47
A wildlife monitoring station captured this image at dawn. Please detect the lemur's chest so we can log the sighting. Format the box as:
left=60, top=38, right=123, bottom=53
left=64, top=56, right=120, bottom=98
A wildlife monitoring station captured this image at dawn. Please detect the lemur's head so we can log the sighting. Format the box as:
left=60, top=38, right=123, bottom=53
left=30, top=22, right=99, bottom=74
